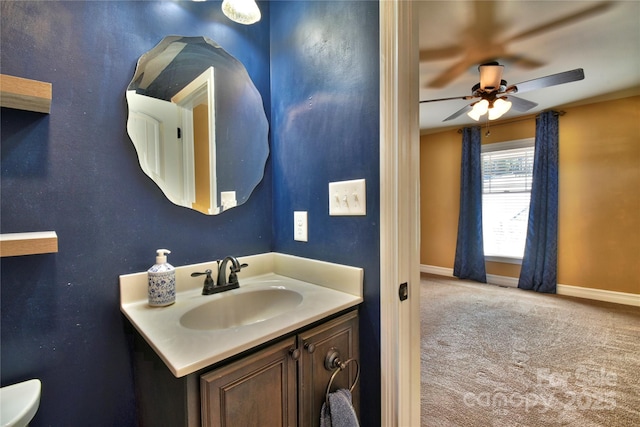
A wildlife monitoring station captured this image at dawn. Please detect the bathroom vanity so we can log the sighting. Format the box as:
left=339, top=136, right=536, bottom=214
left=120, top=253, right=362, bottom=426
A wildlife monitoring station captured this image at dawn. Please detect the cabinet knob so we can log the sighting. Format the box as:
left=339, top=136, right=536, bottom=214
left=289, top=348, right=301, bottom=360
left=304, top=342, right=316, bottom=353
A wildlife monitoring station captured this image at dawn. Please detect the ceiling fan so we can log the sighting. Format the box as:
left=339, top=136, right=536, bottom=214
left=420, top=1, right=611, bottom=89
left=419, top=62, right=585, bottom=122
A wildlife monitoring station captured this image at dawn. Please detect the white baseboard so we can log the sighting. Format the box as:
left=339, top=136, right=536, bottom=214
left=419, top=265, right=517, bottom=287
left=420, top=264, right=453, bottom=277
left=556, top=284, right=640, bottom=307
left=486, top=274, right=519, bottom=288
left=420, top=264, right=640, bottom=306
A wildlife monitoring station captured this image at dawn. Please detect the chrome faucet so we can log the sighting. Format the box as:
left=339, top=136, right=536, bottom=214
left=191, top=256, right=248, bottom=295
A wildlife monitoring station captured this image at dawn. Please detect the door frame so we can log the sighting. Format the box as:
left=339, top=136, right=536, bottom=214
left=172, top=66, right=218, bottom=213
left=379, top=1, right=420, bottom=426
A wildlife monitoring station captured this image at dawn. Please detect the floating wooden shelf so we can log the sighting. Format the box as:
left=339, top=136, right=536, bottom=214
left=0, top=74, right=52, bottom=113
left=0, top=231, right=58, bottom=257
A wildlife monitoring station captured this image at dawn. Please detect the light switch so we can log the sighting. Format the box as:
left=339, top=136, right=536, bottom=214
left=294, top=211, right=308, bottom=242
left=329, top=179, right=366, bottom=216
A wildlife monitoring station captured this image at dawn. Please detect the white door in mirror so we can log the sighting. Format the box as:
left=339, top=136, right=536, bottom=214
left=294, top=211, right=308, bottom=242
left=329, top=179, right=366, bottom=216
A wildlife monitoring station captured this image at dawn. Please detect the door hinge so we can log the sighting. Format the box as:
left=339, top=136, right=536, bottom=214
left=399, top=282, right=408, bottom=301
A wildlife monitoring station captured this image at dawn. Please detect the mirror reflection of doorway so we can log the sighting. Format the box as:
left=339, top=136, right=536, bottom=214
left=192, top=102, right=211, bottom=214
left=172, top=67, right=217, bottom=214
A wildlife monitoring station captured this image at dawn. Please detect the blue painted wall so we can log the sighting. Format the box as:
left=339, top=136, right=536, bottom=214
left=1, top=2, right=271, bottom=425
left=270, top=2, right=380, bottom=424
left=1, top=1, right=381, bottom=425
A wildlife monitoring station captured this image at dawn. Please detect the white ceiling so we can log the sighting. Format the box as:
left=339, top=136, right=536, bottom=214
left=418, top=1, right=640, bottom=133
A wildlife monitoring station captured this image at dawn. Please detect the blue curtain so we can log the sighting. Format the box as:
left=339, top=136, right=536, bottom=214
left=454, top=126, right=487, bottom=283
left=518, top=111, right=559, bottom=293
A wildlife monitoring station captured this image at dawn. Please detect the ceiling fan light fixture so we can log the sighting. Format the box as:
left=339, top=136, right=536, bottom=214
left=488, top=97, right=512, bottom=120
left=467, top=99, right=489, bottom=121
left=222, top=0, right=261, bottom=25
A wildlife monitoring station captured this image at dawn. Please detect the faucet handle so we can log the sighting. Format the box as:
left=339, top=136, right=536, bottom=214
left=227, top=263, right=248, bottom=286
left=190, top=269, right=213, bottom=278
left=191, top=269, right=215, bottom=295
left=232, top=263, right=249, bottom=273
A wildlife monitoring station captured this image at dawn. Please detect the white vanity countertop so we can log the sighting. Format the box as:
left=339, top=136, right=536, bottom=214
left=120, top=252, right=363, bottom=377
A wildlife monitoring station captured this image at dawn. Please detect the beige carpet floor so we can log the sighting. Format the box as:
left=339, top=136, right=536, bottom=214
left=420, top=274, right=640, bottom=427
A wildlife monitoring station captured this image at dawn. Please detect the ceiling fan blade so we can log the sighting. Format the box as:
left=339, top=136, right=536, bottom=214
left=425, top=2, right=502, bottom=88
left=443, top=104, right=473, bottom=122
left=419, top=45, right=465, bottom=62
left=473, top=1, right=500, bottom=41
left=427, top=59, right=476, bottom=88
left=509, top=68, right=584, bottom=94
left=506, top=95, right=538, bottom=112
left=507, top=2, right=614, bottom=43
left=420, top=95, right=474, bottom=104
left=501, top=54, right=545, bottom=70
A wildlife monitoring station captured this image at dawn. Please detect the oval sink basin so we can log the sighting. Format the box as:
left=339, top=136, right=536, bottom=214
left=0, top=379, right=41, bottom=427
left=180, top=288, right=303, bottom=330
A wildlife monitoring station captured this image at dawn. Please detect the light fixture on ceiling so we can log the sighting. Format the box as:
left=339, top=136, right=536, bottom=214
left=467, top=97, right=512, bottom=121
left=222, top=0, right=261, bottom=25
left=488, top=98, right=512, bottom=120
left=467, top=99, right=489, bottom=121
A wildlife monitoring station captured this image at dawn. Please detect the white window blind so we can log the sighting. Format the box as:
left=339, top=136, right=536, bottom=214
left=481, top=139, right=535, bottom=259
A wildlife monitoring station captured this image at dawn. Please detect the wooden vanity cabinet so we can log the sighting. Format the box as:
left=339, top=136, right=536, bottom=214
left=199, top=309, right=359, bottom=427
left=132, top=309, right=359, bottom=427
left=297, top=309, right=359, bottom=427
left=200, top=337, right=298, bottom=427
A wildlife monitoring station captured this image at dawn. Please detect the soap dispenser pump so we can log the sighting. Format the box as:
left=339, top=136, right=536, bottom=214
left=148, top=249, right=176, bottom=307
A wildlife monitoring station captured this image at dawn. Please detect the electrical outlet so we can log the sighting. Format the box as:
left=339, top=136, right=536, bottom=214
left=294, top=211, right=308, bottom=242
left=329, top=179, right=366, bottom=216
left=220, top=191, right=237, bottom=210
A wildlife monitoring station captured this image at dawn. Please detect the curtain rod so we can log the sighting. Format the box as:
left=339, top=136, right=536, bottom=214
left=456, top=110, right=566, bottom=133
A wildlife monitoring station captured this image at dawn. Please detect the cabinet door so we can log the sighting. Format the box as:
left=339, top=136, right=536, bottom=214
left=298, top=310, right=359, bottom=427
left=201, top=337, right=297, bottom=427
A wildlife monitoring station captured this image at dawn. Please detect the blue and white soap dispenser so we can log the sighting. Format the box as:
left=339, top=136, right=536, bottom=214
left=148, top=249, right=176, bottom=307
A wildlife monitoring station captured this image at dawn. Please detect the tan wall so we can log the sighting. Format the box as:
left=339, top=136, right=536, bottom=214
left=192, top=104, right=211, bottom=214
left=420, top=96, right=640, bottom=294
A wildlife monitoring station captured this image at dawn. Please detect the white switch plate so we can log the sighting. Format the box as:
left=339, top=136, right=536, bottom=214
left=294, top=211, right=308, bottom=242
left=329, top=179, right=366, bottom=216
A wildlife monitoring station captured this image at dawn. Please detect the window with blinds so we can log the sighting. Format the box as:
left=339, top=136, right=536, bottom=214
left=481, top=139, right=535, bottom=260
